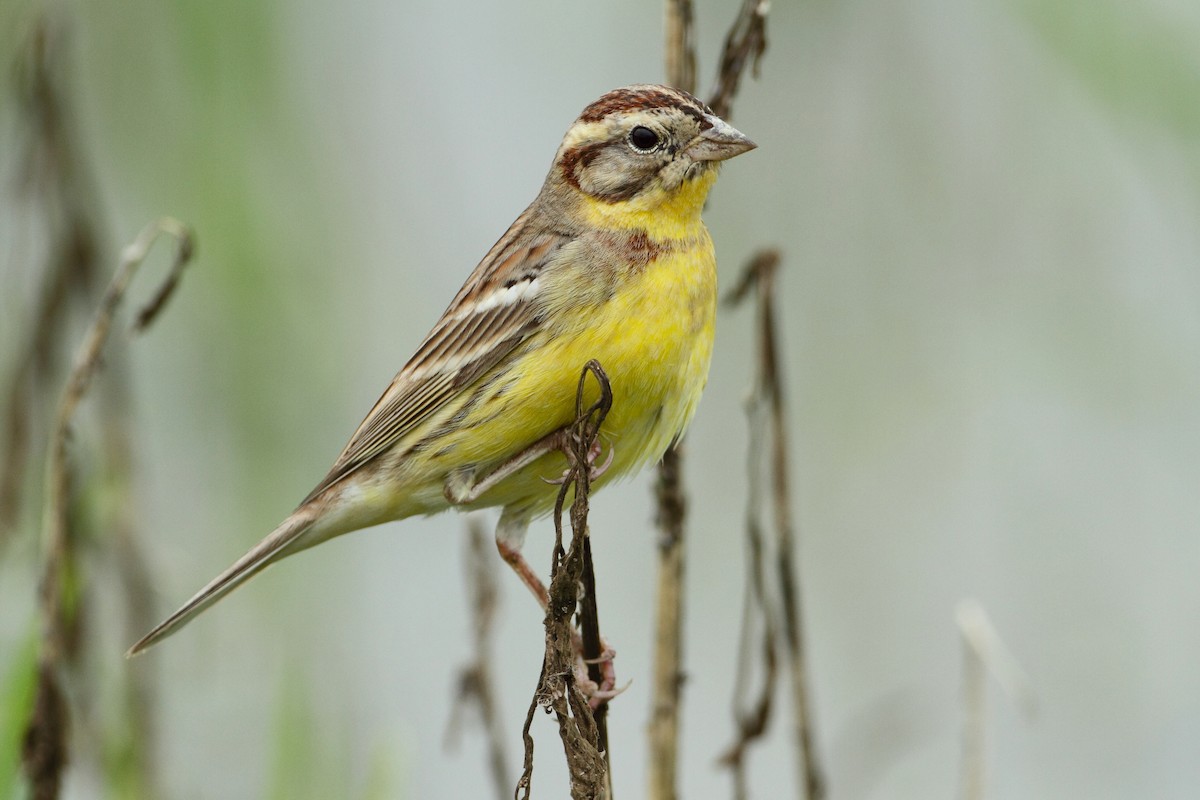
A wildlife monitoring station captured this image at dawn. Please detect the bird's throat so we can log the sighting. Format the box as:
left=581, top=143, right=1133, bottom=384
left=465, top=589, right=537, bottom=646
left=577, top=168, right=718, bottom=241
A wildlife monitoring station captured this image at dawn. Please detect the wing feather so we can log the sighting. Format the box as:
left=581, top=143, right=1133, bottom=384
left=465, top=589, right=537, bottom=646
left=301, top=209, right=567, bottom=503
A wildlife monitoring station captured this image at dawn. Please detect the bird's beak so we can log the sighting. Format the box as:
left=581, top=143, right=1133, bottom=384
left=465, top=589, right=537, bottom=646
left=685, top=115, right=757, bottom=162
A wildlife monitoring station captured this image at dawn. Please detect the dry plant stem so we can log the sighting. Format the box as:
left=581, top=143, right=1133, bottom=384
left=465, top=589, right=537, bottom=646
left=23, top=218, right=194, bottom=800
left=727, top=252, right=824, bottom=799
left=1, top=240, right=92, bottom=548
left=648, top=446, right=687, bottom=800
left=717, top=380, right=779, bottom=799
left=956, top=600, right=1036, bottom=800
left=759, top=259, right=823, bottom=800
left=1, top=17, right=103, bottom=549
left=9, top=20, right=172, bottom=797
left=960, top=627, right=985, bottom=800
left=665, top=0, right=697, bottom=94
left=579, top=535, right=611, bottom=783
left=707, top=0, right=770, bottom=120
left=516, top=361, right=612, bottom=800
left=446, top=519, right=510, bottom=800
left=651, top=0, right=771, bottom=795
left=648, top=4, right=697, bottom=800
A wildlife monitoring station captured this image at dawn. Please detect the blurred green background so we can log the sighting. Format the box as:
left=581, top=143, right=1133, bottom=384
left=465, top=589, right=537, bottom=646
left=3, top=0, right=1199, bottom=797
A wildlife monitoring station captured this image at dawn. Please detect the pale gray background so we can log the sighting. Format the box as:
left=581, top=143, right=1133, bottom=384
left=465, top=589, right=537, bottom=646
left=2, top=0, right=1199, bottom=797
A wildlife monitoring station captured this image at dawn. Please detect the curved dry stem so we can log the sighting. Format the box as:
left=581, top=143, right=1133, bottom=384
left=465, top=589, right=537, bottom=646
left=725, top=251, right=825, bottom=800
left=518, top=361, right=613, bottom=800
left=24, top=218, right=194, bottom=800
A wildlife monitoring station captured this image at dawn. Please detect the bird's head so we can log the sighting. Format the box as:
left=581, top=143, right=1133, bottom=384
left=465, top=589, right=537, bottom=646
left=549, top=85, right=755, bottom=228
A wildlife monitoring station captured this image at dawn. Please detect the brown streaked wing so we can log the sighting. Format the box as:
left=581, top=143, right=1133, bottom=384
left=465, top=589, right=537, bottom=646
left=300, top=209, right=568, bottom=504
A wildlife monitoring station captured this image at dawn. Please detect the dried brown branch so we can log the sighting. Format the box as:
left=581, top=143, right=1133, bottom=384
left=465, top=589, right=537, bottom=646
left=707, top=0, right=770, bottom=120
left=1, top=17, right=104, bottom=550
left=578, top=524, right=612, bottom=795
left=516, top=361, right=612, bottom=800
left=4, top=20, right=182, bottom=796
left=716, top=353, right=779, bottom=798
left=651, top=1, right=771, bottom=796
left=22, top=218, right=195, bottom=800
left=725, top=251, right=824, bottom=799
left=650, top=5, right=697, bottom=799
left=446, top=518, right=511, bottom=800
left=648, top=445, right=687, bottom=800
left=665, top=0, right=697, bottom=94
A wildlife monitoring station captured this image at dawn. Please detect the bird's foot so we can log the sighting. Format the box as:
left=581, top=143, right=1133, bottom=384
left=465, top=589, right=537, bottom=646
left=571, top=633, right=627, bottom=709
left=544, top=436, right=614, bottom=485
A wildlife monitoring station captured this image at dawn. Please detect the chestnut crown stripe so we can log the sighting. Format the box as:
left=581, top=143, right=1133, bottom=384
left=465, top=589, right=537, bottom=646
left=577, top=86, right=714, bottom=129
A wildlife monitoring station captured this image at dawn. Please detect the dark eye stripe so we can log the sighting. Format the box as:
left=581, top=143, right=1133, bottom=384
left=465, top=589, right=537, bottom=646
left=559, top=139, right=658, bottom=203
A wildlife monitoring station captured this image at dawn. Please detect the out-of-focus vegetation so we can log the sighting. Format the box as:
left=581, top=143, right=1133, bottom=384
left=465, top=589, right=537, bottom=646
left=3, top=0, right=1199, bottom=797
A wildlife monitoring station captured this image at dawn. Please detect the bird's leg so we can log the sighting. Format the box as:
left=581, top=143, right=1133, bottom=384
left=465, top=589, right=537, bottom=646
left=492, top=507, right=622, bottom=708
left=492, top=507, right=547, bottom=610
left=495, top=533, right=549, bottom=609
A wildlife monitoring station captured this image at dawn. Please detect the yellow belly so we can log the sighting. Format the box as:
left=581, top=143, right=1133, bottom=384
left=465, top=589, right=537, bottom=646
left=422, top=230, right=718, bottom=516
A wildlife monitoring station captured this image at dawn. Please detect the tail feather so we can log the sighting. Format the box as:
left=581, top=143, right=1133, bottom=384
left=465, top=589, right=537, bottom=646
left=127, top=509, right=317, bottom=657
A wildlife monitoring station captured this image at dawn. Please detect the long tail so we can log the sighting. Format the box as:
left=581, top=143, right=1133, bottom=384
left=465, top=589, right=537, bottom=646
left=126, top=507, right=319, bottom=657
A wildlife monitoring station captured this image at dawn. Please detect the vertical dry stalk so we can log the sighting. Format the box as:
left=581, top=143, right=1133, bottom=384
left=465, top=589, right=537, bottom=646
left=649, top=4, right=697, bottom=800
left=516, top=361, right=613, bottom=800
left=651, top=1, right=771, bottom=797
left=716, top=359, right=778, bottom=798
left=23, top=218, right=194, bottom=800
left=757, top=256, right=823, bottom=800
left=955, top=600, right=1036, bottom=800
left=2, top=16, right=104, bottom=550
left=725, top=252, right=824, bottom=799
left=960, top=625, right=985, bottom=800
left=446, top=518, right=511, bottom=800
left=648, top=445, right=687, bottom=800
left=7, top=18, right=185, bottom=798
left=578, top=528, right=613, bottom=800
left=665, top=0, right=697, bottom=95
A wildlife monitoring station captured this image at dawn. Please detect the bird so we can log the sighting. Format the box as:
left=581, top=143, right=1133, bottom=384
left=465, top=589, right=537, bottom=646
left=128, top=84, right=755, bottom=657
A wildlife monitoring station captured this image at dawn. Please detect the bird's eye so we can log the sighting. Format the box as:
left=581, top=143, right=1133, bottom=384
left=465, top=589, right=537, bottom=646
left=628, top=126, right=660, bottom=152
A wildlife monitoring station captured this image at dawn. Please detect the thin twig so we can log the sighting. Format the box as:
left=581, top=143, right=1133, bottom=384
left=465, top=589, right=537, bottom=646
left=517, top=361, right=612, bottom=800
left=726, top=251, right=824, bottom=799
left=716, top=340, right=779, bottom=798
left=446, top=518, right=511, bottom=800
left=956, top=599, right=1036, bottom=800
left=22, top=218, right=194, bottom=800
left=707, top=0, right=770, bottom=120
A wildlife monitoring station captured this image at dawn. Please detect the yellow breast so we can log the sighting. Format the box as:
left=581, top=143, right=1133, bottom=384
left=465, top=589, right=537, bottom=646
left=442, top=227, right=717, bottom=515
left=394, top=171, right=721, bottom=518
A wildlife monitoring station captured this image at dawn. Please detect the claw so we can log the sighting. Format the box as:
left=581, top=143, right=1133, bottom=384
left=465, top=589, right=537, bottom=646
left=542, top=437, right=614, bottom=485
left=570, top=631, right=621, bottom=709
left=583, top=647, right=616, bottom=665
left=589, top=680, right=631, bottom=707
left=589, top=443, right=615, bottom=481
